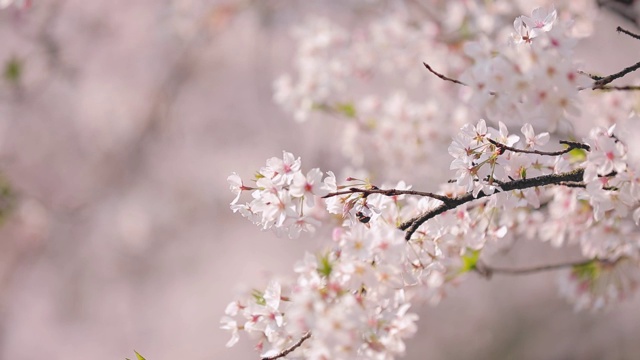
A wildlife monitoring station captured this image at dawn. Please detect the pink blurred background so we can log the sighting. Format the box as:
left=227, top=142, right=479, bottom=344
left=1, top=1, right=640, bottom=359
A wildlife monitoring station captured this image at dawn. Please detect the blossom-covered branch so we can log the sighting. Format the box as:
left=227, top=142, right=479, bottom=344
left=224, top=5, right=640, bottom=359
left=425, top=57, right=640, bottom=93
left=323, top=187, right=454, bottom=204
left=487, top=138, right=590, bottom=156
left=399, top=168, right=586, bottom=240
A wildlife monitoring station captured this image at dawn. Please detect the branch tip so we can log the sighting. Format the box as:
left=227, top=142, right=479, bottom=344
left=261, top=333, right=312, bottom=360
left=422, top=62, right=466, bottom=86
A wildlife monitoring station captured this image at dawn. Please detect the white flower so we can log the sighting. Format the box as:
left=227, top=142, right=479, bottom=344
left=513, top=6, right=557, bottom=43
left=220, top=316, right=241, bottom=347
left=261, top=151, right=301, bottom=185
left=290, top=168, right=326, bottom=206
left=522, top=7, right=557, bottom=37
left=558, top=259, right=640, bottom=311
left=227, top=172, right=251, bottom=205
left=521, top=123, right=549, bottom=149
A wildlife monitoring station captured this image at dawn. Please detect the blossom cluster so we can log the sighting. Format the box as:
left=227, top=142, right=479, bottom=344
left=222, top=223, right=421, bottom=359
left=461, top=6, right=591, bottom=131
left=227, top=164, right=462, bottom=358
left=224, top=116, right=640, bottom=356
left=228, top=151, right=335, bottom=239
left=272, top=2, right=601, bottom=182
left=558, top=258, right=640, bottom=311
left=446, top=118, right=640, bottom=260
left=224, top=3, right=640, bottom=359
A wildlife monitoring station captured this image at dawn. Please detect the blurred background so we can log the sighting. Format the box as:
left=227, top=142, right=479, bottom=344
left=1, top=1, right=640, bottom=359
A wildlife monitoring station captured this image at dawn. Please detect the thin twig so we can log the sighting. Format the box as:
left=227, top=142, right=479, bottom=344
left=423, top=62, right=466, bottom=86
left=399, top=168, right=586, bottom=241
left=578, top=70, right=604, bottom=81
left=594, top=85, right=640, bottom=91
left=593, top=60, right=640, bottom=89
left=557, top=181, right=586, bottom=188
left=559, top=140, right=591, bottom=151
left=487, top=138, right=590, bottom=156
left=579, top=58, right=640, bottom=90
left=617, top=26, right=640, bottom=41
left=323, top=187, right=453, bottom=204
left=262, top=333, right=312, bottom=360
left=425, top=45, right=639, bottom=92
left=475, top=259, right=594, bottom=278
left=557, top=181, right=618, bottom=191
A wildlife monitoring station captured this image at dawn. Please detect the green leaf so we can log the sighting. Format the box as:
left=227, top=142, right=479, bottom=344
left=568, top=148, right=587, bottom=162
left=4, top=57, right=22, bottom=83
left=252, top=289, right=266, bottom=306
left=334, top=102, right=357, bottom=118
left=0, top=175, right=15, bottom=225
left=317, top=253, right=333, bottom=277
left=459, top=249, right=481, bottom=273
left=126, top=351, right=146, bottom=360
left=519, top=167, right=527, bottom=179
left=573, top=260, right=599, bottom=280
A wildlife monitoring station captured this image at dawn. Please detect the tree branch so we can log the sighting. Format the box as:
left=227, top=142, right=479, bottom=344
left=592, top=60, right=640, bottom=89
left=617, top=26, right=640, bottom=41
left=423, top=62, right=466, bottom=86
left=474, top=259, right=594, bottom=278
left=594, top=85, right=640, bottom=91
left=323, top=187, right=454, bottom=204
left=424, top=44, right=640, bottom=92
left=578, top=70, right=604, bottom=81
left=487, top=138, right=590, bottom=156
left=399, top=168, right=585, bottom=240
left=262, top=332, right=311, bottom=360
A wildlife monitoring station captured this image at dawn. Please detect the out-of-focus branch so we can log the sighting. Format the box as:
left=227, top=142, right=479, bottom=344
left=261, top=332, right=311, bottom=360
left=474, top=259, right=595, bottom=278
left=422, top=62, right=466, bottom=86
left=578, top=70, right=604, bottom=81
left=594, top=85, right=640, bottom=91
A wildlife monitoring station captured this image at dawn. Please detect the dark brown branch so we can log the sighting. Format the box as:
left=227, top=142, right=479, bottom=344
left=323, top=187, right=453, bottom=204
left=617, top=26, right=640, bottom=41
left=487, top=138, right=590, bottom=156
left=423, top=62, right=466, bottom=86
left=559, top=140, right=591, bottom=151
left=399, top=168, right=585, bottom=241
left=423, top=60, right=640, bottom=94
left=557, top=181, right=586, bottom=188
left=593, top=60, right=640, bottom=89
left=594, top=85, right=640, bottom=91
left=578, top=70, right=604, bottom=81
left=474, top=259, right=593, bottom=278
left=557, top=181, right=618, bottom=191
left=261, top=332, right=311, bottom=360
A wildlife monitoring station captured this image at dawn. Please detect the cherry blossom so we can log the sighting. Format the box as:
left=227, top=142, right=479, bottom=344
left=224, top=4, right=640, bottom=359
left=512, top=6, right=559, bottom=45
left=230, top=151, right=335, bottom=239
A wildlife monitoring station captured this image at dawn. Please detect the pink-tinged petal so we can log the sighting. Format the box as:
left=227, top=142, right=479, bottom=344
left=634, top=207, right=640, bottom=226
